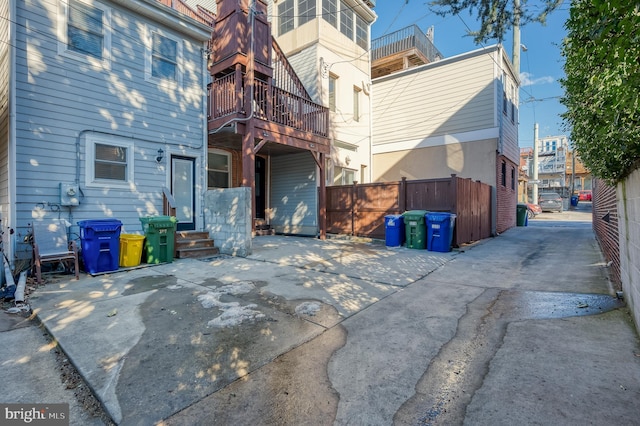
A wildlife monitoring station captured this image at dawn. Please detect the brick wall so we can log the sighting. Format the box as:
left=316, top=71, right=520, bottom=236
left=592, top=178, right=621, bottom=290
left=617, top=169, right=640, bottom=330
left=496, top=155, right=517, bottom=233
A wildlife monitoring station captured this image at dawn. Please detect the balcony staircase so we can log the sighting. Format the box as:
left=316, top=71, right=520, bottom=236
left=175, top=231, right=219, bottom=259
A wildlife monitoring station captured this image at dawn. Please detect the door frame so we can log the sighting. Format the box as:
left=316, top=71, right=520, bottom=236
left=255, top=155, right=267, bottom=219
left=171, top=155, right=196, bottom=231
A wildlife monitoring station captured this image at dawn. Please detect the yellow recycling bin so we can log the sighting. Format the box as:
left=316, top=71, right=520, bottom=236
left=119, top=234, right=145, bottom=267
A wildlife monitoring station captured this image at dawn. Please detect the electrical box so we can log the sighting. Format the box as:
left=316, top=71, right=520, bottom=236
left=59, top=183, right=80, bottom=206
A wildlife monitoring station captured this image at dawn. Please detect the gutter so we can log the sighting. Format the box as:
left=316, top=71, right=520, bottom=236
left=110, top=0, right=213, bottom=42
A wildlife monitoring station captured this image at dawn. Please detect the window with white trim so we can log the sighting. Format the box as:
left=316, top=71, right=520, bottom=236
left=340, top=3, right=354, bottom=40
left=59, top=0, right=111, bottom=63
left=298, top=0, right=316, bottom=26
left=278, top=0, right=294, bottom=35
left=322, top=0, right=338, bottom=28
left=355, top=14, right=368, bottom=49
left=334, top=166, right=356, bottom=185
left=329, top=74, right=338, bottom=112
left=146, top=28, right=182, bottom=85
left=208, top=150, right=231, bottom=188
left=85, top=135, right=134, bottom=188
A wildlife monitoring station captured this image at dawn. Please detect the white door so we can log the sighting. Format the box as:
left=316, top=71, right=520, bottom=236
left=171, top=156, right=196, bottom=231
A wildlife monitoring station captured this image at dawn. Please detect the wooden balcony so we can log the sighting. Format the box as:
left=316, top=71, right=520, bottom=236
left=207, top=72, right=330, bottom=153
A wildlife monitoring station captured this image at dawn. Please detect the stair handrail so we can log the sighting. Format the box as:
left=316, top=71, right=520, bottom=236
left=162, top=186, right=177, bottom=218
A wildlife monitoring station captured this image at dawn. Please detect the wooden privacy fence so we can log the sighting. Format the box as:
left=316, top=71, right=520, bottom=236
left=326, top=175, right=492, bottom=247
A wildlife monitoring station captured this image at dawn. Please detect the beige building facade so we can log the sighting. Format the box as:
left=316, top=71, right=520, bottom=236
left=371, top=45, right=520, bottom=233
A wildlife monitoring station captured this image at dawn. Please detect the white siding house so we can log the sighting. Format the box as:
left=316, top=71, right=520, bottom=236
left=371, top=45, right=520, bottom=233
left=273, top=0, right=377, bottom=186
left=0, top=0, right=212, bottom=266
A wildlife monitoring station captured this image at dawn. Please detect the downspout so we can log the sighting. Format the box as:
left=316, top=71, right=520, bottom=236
left=8, top=0, right=17, bottom=267
left=201, top=41, right=209, bottom=231
left=498, top=47, right=504, bottom=156
left=368, top=82, right=373, bottom=183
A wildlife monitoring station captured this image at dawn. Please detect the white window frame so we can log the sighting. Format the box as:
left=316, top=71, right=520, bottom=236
left=145, top=26, right=183, bottom=87
left=329, top=73, right=338, bottom=112
left=85, top=134, right=135, bottom=189
left=355, top=14, right=368, bottom=49
left=322, top=0, right=338, bottom=28
left=340, top=3, right=354, bottom=40
left=298, top=0, right=316, bottom=26
left=278, top=0, right=295, bottom=36
left=207, top=149, right=232, bottom=189
left=58, top=0, right=111, bottom=67
left=333, top=166, right=356, bottom=185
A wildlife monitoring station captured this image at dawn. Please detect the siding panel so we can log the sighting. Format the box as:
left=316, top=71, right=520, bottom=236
left=373, top=53, right=496, bottom=146
left=15, top=0, right=207, bottom=236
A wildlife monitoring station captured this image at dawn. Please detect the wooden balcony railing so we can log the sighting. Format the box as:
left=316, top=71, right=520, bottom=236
left=156, top=0, right=214, bottom=27
left=208, top=73, right=329, bottom=138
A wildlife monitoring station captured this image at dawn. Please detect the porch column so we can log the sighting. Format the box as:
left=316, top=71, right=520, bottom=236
left=242, top=128, right=256, bottom=230
left=318, top=152, right=326, bottom=240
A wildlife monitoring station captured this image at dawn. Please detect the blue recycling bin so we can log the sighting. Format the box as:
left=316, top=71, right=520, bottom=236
left=78, top=219, right=122, bottom=274
left=426, top=212, right=456, bottom=253
left=384, top=214, right=404, bottom=247
left=571, top=195, right=579, bottom=207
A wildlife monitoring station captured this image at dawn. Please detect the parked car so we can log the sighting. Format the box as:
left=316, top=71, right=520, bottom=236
left=538, top=192, right=563, bottom=212
left=578, top=190, right=592, bottom=201
left=526, top=202, right=542, bottom=219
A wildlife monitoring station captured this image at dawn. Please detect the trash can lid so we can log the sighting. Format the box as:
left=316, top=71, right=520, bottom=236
left=140, top=215, right=177, bottom=229
left=427, top=212, right=454, bottom=221
left=403, top=210, right=429, bottom=218
left=77, top=219, right=122, bottom=231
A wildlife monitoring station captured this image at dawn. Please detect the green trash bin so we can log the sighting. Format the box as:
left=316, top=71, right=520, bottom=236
left=516, top=204, right=528, bottom=226
left=402, top=210, right=429, bottom=249
left=140, top=216, right=177, bottom=264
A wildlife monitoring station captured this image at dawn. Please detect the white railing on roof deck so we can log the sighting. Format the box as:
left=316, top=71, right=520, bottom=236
left=371, top=25, right=442, bottom=63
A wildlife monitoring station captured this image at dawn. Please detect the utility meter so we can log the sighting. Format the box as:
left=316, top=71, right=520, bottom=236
left=60, top=183, right=80, bottom=206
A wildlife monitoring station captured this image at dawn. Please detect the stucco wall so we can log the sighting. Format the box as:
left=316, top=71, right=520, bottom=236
left=204, top=187, right=252, bottom=257
left=618, top=168, right=640, bottom=330
left=372, top=139, right=497, bottom=185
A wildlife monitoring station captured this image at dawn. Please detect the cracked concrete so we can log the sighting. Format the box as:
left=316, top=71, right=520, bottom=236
left=19, top=209, right=640, bottom=425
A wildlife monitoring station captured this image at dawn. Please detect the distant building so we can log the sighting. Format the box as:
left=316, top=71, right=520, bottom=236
left=536, top=135, right=569, bottom=191
left=371, top=40, right=520, bottom=234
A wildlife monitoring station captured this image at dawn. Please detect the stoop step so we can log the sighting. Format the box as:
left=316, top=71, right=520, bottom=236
left=175, top=231, right=219, bottom=259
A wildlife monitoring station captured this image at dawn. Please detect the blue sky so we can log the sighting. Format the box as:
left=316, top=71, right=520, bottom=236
left=370, top=0, right=571, bottom=148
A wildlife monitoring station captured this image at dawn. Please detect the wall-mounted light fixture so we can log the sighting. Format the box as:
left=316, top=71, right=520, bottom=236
left=156, top=148, right=164, bottom=163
